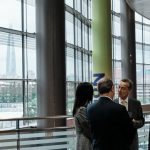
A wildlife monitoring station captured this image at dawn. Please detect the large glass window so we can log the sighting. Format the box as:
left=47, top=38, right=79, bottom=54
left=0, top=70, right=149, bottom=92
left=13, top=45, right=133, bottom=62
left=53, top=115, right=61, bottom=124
left=0, top=0, right=36, bottom=128
left=143, top=25, right=150, bottom=44
left=75, top=18, right=82, bottom=47
left=0, top=33, right=22, bottom=78
left=112, top=1, right=150, bottom=105
left=66, top=47, right=75, bottom=81
left=65, top=0, right=92, bottom=115
left=65, top=0, right=73, bottom=8
left=76, top=50, right=82, bottom=82
left=136, top=23, right=143, bottom=43
left=0, top=0, right=21, bottom=30
left=111, top=0, right=121, bottom=98
left=112, top=15, right=121, bottom=36
left=136, top=43, right=143, bottom=63
left=65, top=12, right=74, bottom=44
left=112, top=0, right=120, bottom=13
left=135, top=12, right=150, bottom=104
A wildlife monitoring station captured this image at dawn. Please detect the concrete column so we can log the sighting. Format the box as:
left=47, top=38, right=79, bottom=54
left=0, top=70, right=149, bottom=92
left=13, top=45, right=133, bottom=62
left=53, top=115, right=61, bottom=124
left=121, top=0, right=136, bottom=98
left=36, top=0, right=66, bottom=127
left=92, top=0, right=112, bottom=99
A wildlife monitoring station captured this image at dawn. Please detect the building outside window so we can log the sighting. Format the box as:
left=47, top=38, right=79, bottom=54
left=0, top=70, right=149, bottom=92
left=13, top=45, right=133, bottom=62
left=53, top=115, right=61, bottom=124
left=0, top=0, right=36, bottom=128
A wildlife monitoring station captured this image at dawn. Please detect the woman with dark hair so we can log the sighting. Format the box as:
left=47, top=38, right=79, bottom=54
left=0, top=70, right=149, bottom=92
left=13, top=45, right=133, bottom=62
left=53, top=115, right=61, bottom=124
left=73, top=82, right=93, bottom=150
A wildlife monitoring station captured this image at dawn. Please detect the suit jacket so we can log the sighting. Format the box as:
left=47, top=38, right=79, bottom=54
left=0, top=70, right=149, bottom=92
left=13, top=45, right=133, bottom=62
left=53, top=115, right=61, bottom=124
left=75, top=107, right=92, bottom=150
left=87, top=97, right=135, bottom=150
left=114, top=98, right=144, bottom=129
left=114, top=98, right=145, bottom=150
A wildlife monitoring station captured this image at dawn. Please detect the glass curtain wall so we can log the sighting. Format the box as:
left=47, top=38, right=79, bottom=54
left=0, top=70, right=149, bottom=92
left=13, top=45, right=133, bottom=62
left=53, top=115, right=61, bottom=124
left=111, top=0, right=121, bottom=98
left=112, top=0, right=150, bottom=104
left=65, top=0, right=92, bottom=115
left=135, top=13, right=150, bottom=104
left=0, top=0, right=36, bottom=128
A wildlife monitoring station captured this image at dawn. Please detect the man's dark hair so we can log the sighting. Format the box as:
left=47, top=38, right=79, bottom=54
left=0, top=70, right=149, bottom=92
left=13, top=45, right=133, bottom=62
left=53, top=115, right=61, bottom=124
left=98, top=77, right=113, bottom=94
left=121, top=79, right=133, bottom=91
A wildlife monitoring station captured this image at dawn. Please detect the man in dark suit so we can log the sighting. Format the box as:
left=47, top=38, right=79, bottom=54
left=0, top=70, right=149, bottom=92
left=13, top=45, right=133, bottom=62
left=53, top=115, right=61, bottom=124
left=114, top=79, right=144, bottom=150
left=87, top=77, right=135, bottom=150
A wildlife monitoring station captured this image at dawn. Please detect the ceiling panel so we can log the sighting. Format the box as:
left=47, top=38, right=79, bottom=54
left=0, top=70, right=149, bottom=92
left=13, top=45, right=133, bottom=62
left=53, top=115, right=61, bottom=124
left=126, top=0, right=150, bottom=19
